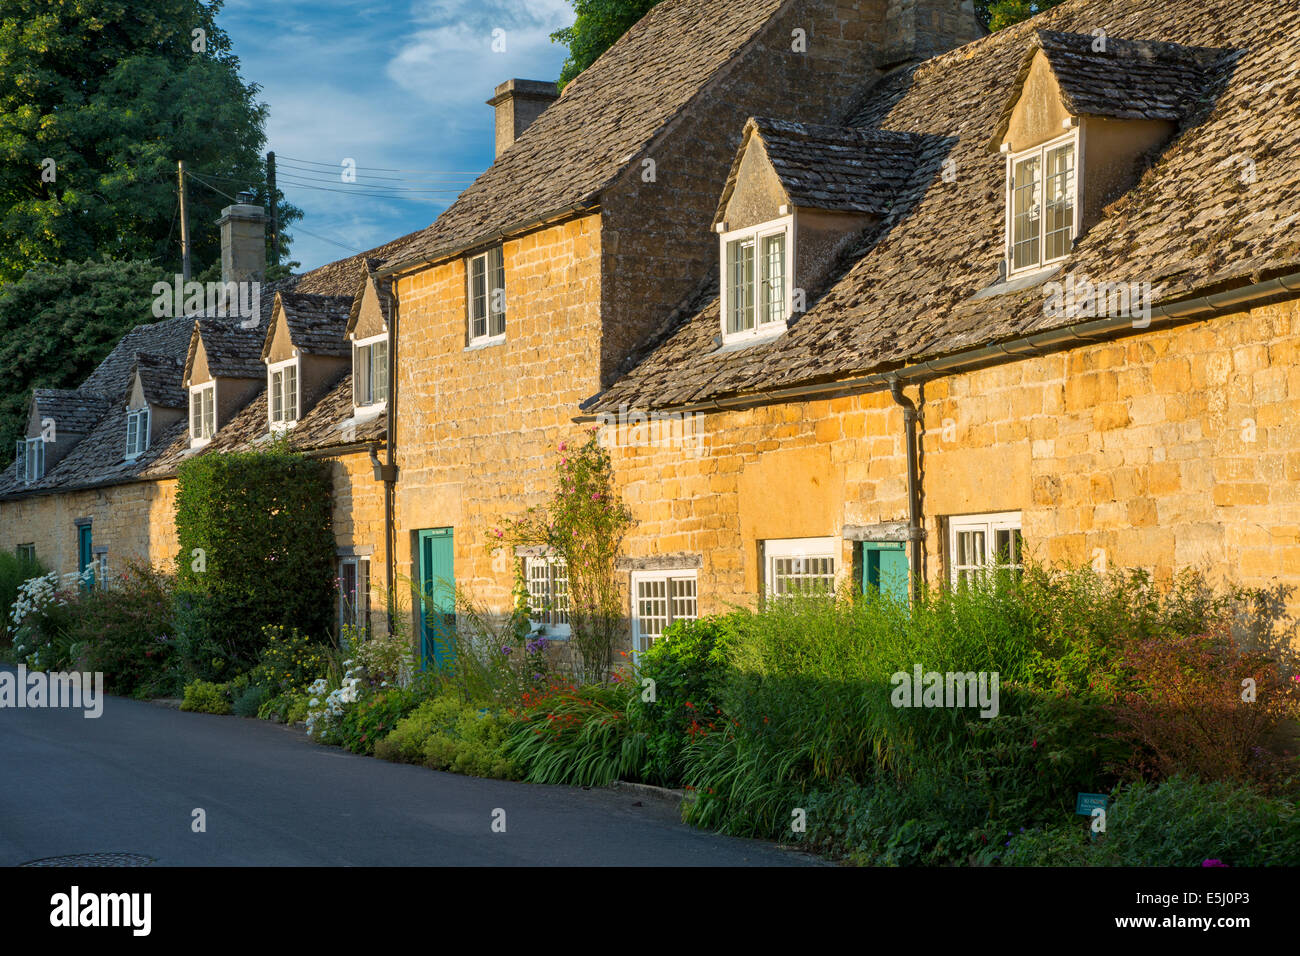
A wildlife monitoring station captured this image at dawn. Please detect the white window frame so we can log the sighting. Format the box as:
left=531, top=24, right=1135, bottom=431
left=16, top=543, right=36, bottom=563
left=763, top=536, right=839, bottom=597
left=948, top=511, right=1024, bottom=586
left=338, top=555, right=371, bottom=637
left=466, top=246, right=506, bottom=346
left=95, top=550, right=109, bottom=591
left=719, top=215, right=794, bottom=346
left=267, top=357, right=300, bottom=431
left=525, top=555, right=570, bottom=638
left=16, top=436, right=44, bottom=484
left=1004, top=130, right=1080, bottom=278
left=189, top=383, right=216, bottom=447
left=352, top=332, right=389, bottom=411
left=125, top=406, right=150, bottom=460
left=630, top=569, right=699, bottom=656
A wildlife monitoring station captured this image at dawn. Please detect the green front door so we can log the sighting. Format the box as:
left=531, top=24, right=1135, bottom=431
left=417, top=528, right=455, bottom=669
left=861, top=541, right=909, bottom=603
left=77, top=525, right=93, bottom=591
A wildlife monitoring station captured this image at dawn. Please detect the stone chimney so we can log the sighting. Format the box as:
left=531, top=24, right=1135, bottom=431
left=881, top=0, right=985, bottom=69
left=216, top=191, right=266, bottom=285
left=487, top=79, right=559, bottom=158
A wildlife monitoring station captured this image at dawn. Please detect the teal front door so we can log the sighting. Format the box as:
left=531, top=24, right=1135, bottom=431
left=77, top=525, right=93, bottom=591
left=861, top=541, right=909, bottom=603
left=417, top=528, right=455, bottom=669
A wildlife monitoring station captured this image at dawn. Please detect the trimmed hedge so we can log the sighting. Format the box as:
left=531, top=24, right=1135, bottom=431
left=174, top=447, right=335, bottom=679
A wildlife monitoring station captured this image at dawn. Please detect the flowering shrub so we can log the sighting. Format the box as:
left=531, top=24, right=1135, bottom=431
left=338, top=685, right=421, bottom=755
left=9, top=568, right=93, bottom=670
left=375, top=695, right=518, bottom=778
left=304, top=670, right=362, bottom=744
left=502, top=681, right=641, bottom=787
left=494, top=431, right=633, bottom=682
left=180, top=679, right=231, bottom=715
left=70, top=563, right=178, bottom=697
left=249, top=625, right=332, bottom=698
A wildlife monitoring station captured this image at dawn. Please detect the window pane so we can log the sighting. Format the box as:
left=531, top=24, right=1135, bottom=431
left=271, top=371, right=283, bottom=421
left=372, top=341, right=388, bottom=402
left=141, top=408, right=149, bottom=451
left=550, top=559, right=569, bottom=625
left=1043, top=144, right=1074, bottom=262
left=191, top=392, right=201, bottom=437
left=286, top=365, right=298, bottom=420
left=489, top=246, right=506, bottom=337
left=355, top=345, right=370, bottom=405
left=635, top=578, right=669, bottom=653
left=1012, top=155, right=1041, bottom=271
left=340, top=561, right=357, bottom=628
left=770, top=554, right=835, bottom=596
left=126, top=413, right=138, bottom=455
left=670, top=576, right=697, bottom=623
left=470, top=255, right=487, bottom=339
left=760, top=233, right=785, bottom=325
left=994, top=528, right=1023, bottom=567
left=726, top=238, right=756, bottom=333
left=956, top=530, right=985, bottom=568
left=202, top=389, right=214, bottom=435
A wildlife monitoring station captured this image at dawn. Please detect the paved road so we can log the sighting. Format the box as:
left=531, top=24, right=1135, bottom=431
left=0, top=672, right=818, bottom=866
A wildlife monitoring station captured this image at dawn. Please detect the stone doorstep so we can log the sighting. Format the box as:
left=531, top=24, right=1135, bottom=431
left=613, top=779, right=688, bottom=806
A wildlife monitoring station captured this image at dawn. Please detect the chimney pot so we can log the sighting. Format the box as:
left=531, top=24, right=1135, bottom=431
left=216, top=199, right=266, bottom=287
left=487, top=79, right=559, bottom=158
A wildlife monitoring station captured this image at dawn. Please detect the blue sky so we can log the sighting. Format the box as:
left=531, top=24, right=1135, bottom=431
left=217, top=0, right=576, bottom=271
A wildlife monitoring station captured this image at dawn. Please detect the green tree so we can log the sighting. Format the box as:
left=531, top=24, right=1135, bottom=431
left=0, top=256, right=167, bottom=467
left=0, top=0, right=301, bottom=285
left=550, top=0, right=661, bottom=89
left=975, top=0, right=1066, bottom=31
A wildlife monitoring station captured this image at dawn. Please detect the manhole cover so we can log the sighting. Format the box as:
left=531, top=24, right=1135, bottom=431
left=19, top=853, right=154, bottom=867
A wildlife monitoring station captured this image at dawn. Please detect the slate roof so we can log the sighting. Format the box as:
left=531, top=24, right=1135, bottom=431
left=590, top=0, right=1300, bottom=414
left=345, top=260, right=395, bottom=337
left=385, top=0, right=789, bottom=270
left=270, top=292, right=354, bottom=359
left=188, top=319, right=265, bottom=381
left=133, top=353, right=187, bottom=410
left=716, top=118, right=920, bottom=223
left=30, top=389, right=112, bottom=434
left=0, top=226, right=425, bottom=499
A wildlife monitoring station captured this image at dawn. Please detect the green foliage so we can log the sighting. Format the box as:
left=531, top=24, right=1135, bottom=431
left=174, top=447, right=335, bottom=678
left=376, top=695, right=519, bottom=778
left=974, top=0, right=1067, bottom=31
left=338, top=685, right=422, bottom=755
left=550, top=0, right=661, bottom=88
left=627, top=615, right=737, bottom=785
left=0, top=0, right=301, bottom=285
left=70, top=562, right=178, bottom=697
left=180, top=679, right=231, bottom=715
left=0, top=549, right=44, bottom=646
left=232, top=682, right=269, bottom=718
left=503, top=681, right=641, bottom=787
left=249, top=625, right=331, bottom=697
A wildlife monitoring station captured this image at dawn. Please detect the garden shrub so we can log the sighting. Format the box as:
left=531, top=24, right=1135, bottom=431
left=626, top=615, right=738, bottom=786
left=174, top=447, right=335, bottom=678
left=503, top=680, right=641, bottom=787
left=8, top=569, right=92, bottom=670
left=69, top=563, right=178, bottom=697
left=249, top=625, right=332, bottom=698
left=0, top=550, right=45, bottom=646
left=422, top=704, right=518, bottom=779
left=180, top=679, right=231, bottom=715
left=338, top=685, right=422, bottom=755
left=232, top=683, right=269, bottom=718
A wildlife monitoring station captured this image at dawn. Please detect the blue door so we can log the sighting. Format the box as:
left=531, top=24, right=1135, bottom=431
left=861, top=541, right=909, bottom=602
left=417, top=528, right=455, bottom=669
left=77, top=525, right=93, bottom=592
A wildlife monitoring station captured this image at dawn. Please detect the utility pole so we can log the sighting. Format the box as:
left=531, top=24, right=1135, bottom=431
left=267, top=151, right=279, bottom=268
left=178, top=160, right=192, bottom=283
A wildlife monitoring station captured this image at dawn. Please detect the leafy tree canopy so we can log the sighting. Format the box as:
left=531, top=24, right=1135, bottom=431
left=975, top=0, right=1067, bottom=31
left=550, top=0, right=661, bottom=89
left=0, top=256, right=167, bottom=467
left=0, top=0, right=300, bottom=284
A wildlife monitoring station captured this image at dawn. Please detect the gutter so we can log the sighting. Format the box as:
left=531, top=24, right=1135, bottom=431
left=381, top=294, right=400, bottom=631
left=888, top=378, right=925, bottom=603
left=575, top=268, right=1300, bottom=420
left=375, top=200, right=601, bottom=280
left=299, top=440, right=384, bottom=460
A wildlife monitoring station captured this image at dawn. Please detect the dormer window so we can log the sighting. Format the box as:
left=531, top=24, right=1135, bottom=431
left=353, top=335, right=388, bottom=408
left=720, top=218, right=792, bottom=344
left=189, top=383, right=215, bottom=446
left=125, top=407, right=150, bottom=459
left=14, top=436, right=44, bottom=484
left=268, top=359, right=299, bottom=430
left=466, top=246, right=506, bottom=345
left=1005, top=132, right=1077, bottom=276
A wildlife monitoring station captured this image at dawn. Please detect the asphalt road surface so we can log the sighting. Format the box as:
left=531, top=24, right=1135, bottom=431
left=0, top=671, right=818, bottom=866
